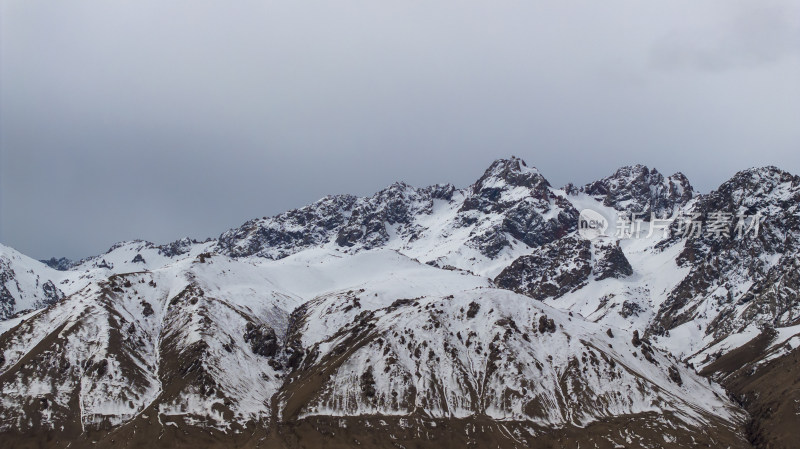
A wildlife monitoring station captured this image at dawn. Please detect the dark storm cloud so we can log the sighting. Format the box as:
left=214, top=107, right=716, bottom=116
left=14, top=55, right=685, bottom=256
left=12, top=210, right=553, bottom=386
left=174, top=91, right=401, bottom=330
left=2, top=0, right=799, bottom=259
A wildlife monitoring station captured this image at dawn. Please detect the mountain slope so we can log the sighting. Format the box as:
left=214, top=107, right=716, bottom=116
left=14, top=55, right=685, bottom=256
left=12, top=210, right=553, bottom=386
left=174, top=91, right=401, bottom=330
left=0, top=250, right=749, bottom=448
left=0, top=245, right=66, bottom=320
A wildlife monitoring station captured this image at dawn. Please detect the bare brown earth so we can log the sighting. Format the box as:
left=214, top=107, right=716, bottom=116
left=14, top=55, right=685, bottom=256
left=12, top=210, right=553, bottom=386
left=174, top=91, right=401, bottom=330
left=0, top=411, right=751, bottom=449
left=698, top=326, right=800, bottom=449
left=699, top=328, right=778, bottom=378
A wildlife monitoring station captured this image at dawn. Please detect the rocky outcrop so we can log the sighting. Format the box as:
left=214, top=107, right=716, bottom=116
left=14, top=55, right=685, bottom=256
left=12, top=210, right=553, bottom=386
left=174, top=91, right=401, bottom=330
left=334, top=182, right=436, bottom=249
left=494, top=236, right=633, bottom=300
left=40, top=257, right=74, bottom=271
left=158, top=237, right=198, bottom=257
left=577, top=165, right=694, bottom=219
left=593, top=241, right=634, bottom=281
left=494, top=236, right=592, bottom=300
left=243, top=322, right=279, bottom=358
left=218, top=194, right=359, bottom=259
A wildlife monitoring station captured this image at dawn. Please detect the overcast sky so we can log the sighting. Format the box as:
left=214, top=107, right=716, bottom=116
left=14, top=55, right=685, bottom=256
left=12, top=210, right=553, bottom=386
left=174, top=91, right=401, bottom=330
left=1, top=0, right=799, bottom=260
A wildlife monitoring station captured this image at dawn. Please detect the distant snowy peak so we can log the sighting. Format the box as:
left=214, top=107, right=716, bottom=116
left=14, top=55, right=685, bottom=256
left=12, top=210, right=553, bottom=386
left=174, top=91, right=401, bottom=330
left=707, top=165, right=800, bottom=215
left=462, top=157, right=550, bottom=212
left=0, top=244, right=65, bottom=319
left=39, top=257, right=74, bottom=271
left=574, top=164, right=694, bottom=219
left=158, top=236, right=207, bottom=257
left=68, top=239, right=211, bottom=272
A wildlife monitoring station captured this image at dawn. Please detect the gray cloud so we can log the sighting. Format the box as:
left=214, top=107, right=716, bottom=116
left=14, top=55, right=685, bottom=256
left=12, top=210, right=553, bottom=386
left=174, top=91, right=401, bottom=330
left=2, top=0, right=799, bottom=259
left=651, top=1, right=800, bottom=71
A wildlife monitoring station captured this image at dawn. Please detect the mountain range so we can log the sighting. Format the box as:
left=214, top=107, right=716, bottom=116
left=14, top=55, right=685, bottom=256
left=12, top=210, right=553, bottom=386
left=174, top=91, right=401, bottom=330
left=2, top=157, right=799, bottom=449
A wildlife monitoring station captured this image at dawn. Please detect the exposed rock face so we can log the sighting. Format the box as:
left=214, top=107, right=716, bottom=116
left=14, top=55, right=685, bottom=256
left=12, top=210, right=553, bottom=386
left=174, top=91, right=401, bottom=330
left=40, top=257, right=74, bottom=271
left=578, top=165, right=694, bottom=219
left=359, top=366, right=376, bottom=397
left=593, top=241, right=634, bottom=281
left=494, top=236, right=633, bottom=300
left=621, top=300, right=645, bottom=318
left=650, top=166, right=800, bottom=339
left=40, top=280, right=65, bottom=305
left=243, top=322, right=279, bottom=358
left=158, top=237, right=197, bottom=257
left=537, top=314, right=557, bottom=333
left=334, top=182, right=437, bottom=249
left=462, top=157, right=554, bottom=213
left=494, top=236, right=592, bottom=300
left=218, top=194, right=359, bottom=259
left=0, top=282, right=14, bottom=319
left=459, top=157, right=578, bottom=257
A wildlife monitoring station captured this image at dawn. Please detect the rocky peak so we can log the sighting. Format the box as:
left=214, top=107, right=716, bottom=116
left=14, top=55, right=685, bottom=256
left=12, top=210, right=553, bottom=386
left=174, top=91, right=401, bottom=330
left=217, top=194, right=359, bottom=259
left=454, top=158, right=578, bottom=258
left=668, top=166, right=800, bottom=259
left=158, top=237, right=201, bottom=257
left=471, top=157, right=549, bottom=195
left=335, top=183, right=431, bottom=249
left=104, top=240, right=156, bottom=254
left=665, top=171, right=693, bottom=204
left=40, top=257, right=74, bottom=271
left=217, top=157, right=579, bottom=262
left=420, top=183, right=456, bottom=201
left=369, top=182, right=421, bottom=223
left=714, top=166, right=800, bottom=207
left=579, top=165, right=694, bottom=219
left=461, top=158, right=555, bottom=214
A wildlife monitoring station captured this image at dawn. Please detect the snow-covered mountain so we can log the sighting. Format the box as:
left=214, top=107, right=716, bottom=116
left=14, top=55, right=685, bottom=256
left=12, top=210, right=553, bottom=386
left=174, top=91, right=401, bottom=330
left=2, top=157, right=799, bottom=448
left=0, top=246, right=66, bottom=319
